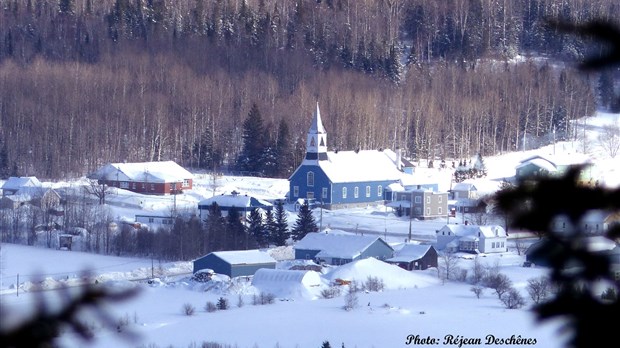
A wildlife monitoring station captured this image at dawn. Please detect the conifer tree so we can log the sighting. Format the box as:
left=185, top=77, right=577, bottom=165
left=247, top=208, right=268, bottom=248
left=270, top=200, right=289, bottom=246
left=0, top=137, right=9, bottom=179
left=291, top=202, right=317, bottom=241
left=226, top=206, right=246, bottom=250
left=275, top=119, right=294, bottom=178
left=205, top=202, right=226, bottom=252
left=237, top=103, right=267, bottom=174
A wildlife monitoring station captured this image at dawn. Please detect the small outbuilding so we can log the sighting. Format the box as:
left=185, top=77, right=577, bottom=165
left=386, top=244, right=438, bottom=270
left=192, top=249, right=277, bottom=278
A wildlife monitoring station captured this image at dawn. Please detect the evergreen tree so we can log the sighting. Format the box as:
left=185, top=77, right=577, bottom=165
left=472, top=153, right=488, bottom=178
left=291, top=202, right=317, bottom=241
left=59, top=0, right=74, bottom=15
left=226, top=206, right=247, bottom=250
left=263, top=208, right=276, bottom=246
left=237, top=103, right=267, bottom=174
left=321, top=341, right=332, bottom=348
left=0, top=137, right=9, bottom=179
left=247, top=208, right=268, bottom=248
left=275, top=119, right=294, bottom=178
left=270, top=200, right=290, bottom=246
left=385, top=44, right=404, bottom=84
left=205, top=202, right=226, bottom=252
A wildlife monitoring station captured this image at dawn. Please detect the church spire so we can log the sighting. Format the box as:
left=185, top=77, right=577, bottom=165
left=305, top=102, right=328, bottom=161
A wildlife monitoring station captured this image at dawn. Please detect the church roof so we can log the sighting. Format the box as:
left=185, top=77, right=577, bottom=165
left=316, top=149, right=404, bottom=183
left=309, top=102, right=326, bottom=135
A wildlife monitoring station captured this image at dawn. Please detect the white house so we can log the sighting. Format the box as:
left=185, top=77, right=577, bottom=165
left=435, top=223, right=507, bottom=254
left=197, top=191, right=273, bottom=221
left=1, top=176, right=43, bottom=197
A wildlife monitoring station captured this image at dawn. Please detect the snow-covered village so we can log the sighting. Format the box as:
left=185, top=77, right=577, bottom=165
left=2, top=103, right=620, bottom=348
left=1, top=2, right=620, bottom=348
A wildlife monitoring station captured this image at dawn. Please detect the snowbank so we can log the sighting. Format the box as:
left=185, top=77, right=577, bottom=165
left=324, top=257, right=440, bottom=290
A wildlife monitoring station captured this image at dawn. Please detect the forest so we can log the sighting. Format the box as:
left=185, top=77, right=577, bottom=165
left=0, top=0, right=617, bottom=179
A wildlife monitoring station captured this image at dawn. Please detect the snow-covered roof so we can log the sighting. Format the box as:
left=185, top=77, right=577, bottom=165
left=1, top=176, right=42, bottom=191
left=387, top=244, right=433, bottom=263
left=89, top=161, right=193, bottom=183
left=441, top=224, right=506, bottom=238
left=515, top=157, right=558, bottom=172
left=198, top=193, right=273, bottom=210
left=452, top=182, right=477, bottom=191
left=301, top=149, right=406, bottom=183
left=252, top=268, right=321, bottom=286
left=294, top=232, right=391, bottom=259
left=210, top=249, right=276, bottom=265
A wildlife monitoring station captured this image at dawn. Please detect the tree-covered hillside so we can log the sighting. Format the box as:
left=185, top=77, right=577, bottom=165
left=0, top=0, right=616, bottom=178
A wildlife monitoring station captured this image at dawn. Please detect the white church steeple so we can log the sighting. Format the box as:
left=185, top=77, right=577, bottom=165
left=305, top=102, right=328, bottom=161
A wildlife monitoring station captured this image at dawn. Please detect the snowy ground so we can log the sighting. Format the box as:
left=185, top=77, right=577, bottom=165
left=1, top=111, right=619, bottom=347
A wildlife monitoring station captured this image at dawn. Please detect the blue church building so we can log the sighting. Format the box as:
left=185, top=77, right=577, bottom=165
left=288, top=103, right=410, bottom=209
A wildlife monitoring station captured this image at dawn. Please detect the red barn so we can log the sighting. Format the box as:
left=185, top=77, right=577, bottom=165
left=88, top=161, right=193, bottom=195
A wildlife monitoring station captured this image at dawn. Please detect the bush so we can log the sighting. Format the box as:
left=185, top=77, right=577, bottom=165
left=483, top=272, right=512, bottom=299
left=204, top=301, right=217, bottom=313
left=183, top=303, right=196, bottom=316
left=362, top=276, right=384, bottom=292
left=343, top=285, right=359, bottom=311
left=216, top=297, right=229, bottom=310
left=526, top=276, right=552, bottom=304
left=470, top=286, right=484, bottom=299
left=500, top=288, right=525, bottom=309
left=252, top=292, right=275, bottom=305
left=320, top=286, right=341, bottom=299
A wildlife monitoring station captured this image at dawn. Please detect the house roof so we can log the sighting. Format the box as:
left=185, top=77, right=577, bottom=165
left=440, top=224, right=507, bottom=238
left=208, top=249, right=276, bottom=265
left=308, top=149, right=406, bottom=183
left=88, top=161, right=193, bottom=183
left=1, top=177, right=42, bottom=191
left=387, top=244, right=434, bottom=263
left=294, top=232, right=392, bottom=259
left=198, top=193, right=273, bottom=210
left=452, top=182, right=477, bottom=191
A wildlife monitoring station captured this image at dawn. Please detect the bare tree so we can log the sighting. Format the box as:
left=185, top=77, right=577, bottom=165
left=597, top=122, right=620, bottom=158
left=484, top=272, right=513, bottom=299
left=438, top=250, right=461, bottom=283
left=526, top=276, right=553, bottom=304
left=500, top=287, right=526, bottom=309
left=83, top=180, right=113, bottom=205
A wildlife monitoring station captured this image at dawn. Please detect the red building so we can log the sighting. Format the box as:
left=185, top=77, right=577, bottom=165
left=88, top=161, right=193, bottom=195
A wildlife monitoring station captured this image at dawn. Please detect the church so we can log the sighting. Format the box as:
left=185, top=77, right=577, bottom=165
left=288, top=103, right=412, bottom=209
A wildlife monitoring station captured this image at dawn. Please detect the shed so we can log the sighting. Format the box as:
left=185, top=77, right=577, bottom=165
left=386, top=244, right=438, bottom=270
left=293, top=232, right=393, bottom=266
left=193, top=249, right=277, bottom=278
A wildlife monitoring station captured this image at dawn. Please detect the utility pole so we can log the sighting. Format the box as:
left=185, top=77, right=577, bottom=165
left=408, top=192, right=413, bottom=242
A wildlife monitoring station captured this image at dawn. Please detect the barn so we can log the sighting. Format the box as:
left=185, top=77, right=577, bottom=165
left=87, top=161, right=193, bottom=195
left=192, top=249, right=277, bottom=278
left=288, top=103, right=413, bottom=209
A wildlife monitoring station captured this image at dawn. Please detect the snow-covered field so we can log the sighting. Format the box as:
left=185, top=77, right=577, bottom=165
left=1, top=111, right=619, bottom=348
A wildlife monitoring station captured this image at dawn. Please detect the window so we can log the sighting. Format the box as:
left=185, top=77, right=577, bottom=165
left=415, top=196, right=421, bottom=204
left=377, top=185, right=383, bottom=197
left=307, top=172, right=315, bottom=187
left=492, top=242, right=496, bottom=248
left=183, top=179, right=190, bottom=187
left=148, top=218, right=154, bottom=223
left=354, top=187, right=359, bottom=198
left=438, top=207, right=442, bottom=214
left=322, top=187, right=328, bottom=199
left=293, top=186, right=299, bottom=197
left=150, top=184, right=155, bottom=191
left=426, top=196, right=430, bottom=204
left=132, top=183, right=136, bottom=190
left=365, top=186, right=370, bottom=197
left=342, top=187, right=347, bottom=199
left=426, top=207, right=430, bottom=215
left=438, top=195, right=442, bottom=203
left=307, top=192, right=314, bottom=199
left=120, top=181, right=129, bottom=189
